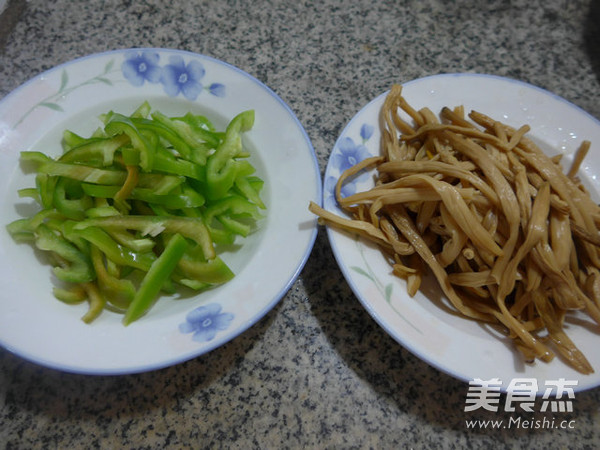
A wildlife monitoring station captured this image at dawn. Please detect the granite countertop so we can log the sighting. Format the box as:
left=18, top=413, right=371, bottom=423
left=1, top=0, right=600, bottom=448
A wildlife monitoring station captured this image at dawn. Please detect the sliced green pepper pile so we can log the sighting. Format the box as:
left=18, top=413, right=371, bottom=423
left=6, top=102, right=265, bottom=325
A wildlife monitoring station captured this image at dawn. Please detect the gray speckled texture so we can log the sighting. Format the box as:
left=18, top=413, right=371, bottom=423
left=1, top=0, right=600, bottom=448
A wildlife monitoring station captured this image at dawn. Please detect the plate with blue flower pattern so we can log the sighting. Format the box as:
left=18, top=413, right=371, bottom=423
left=324, top=73, right=600, bottom=394
left=0, top=48, right=320, bottom=374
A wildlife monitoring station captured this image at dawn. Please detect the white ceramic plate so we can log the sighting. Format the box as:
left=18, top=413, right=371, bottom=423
left=0, top=48, right=320, bottom=374
left=324, top=73, right=600, bottom=394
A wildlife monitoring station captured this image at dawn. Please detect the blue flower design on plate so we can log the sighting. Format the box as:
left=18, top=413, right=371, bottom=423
left=326, top=123, right=375, bottom=208
left=13, top=51, right=229, bottom=128
left=331, top=136, right=373, bottom=174
left=179, top=303, right=234, bottom=342
left=359, top=123, right=374, bottom=141
left=121, top=51, right=162, bottom=86
left=160, top=55, right=206, bottom=101
left=325, top=175, right=358, bottom=209
left=208, top=83, right=226, bottom=98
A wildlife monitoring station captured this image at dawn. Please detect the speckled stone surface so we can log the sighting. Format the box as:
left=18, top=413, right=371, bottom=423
left=1, top=0, right=600, bottom=448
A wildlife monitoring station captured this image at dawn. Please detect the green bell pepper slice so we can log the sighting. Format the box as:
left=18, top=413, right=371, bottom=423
left=34, top=224, right=95, bottom=284
left=104, top=113, right=155, bottom=171
left=130, top=117, right=193, bottom=160
left=123, top=233, right=188, bottom=325
left=80, top=282, right=107, bottom=324
left=105, top=228, right=155, bottom=253
left=80, top=184, right=204, bottom=210
left=74, top=215, right=215, bottom=260
left=122, top=146, right=204, bottom=181
left=35, top=173, right=58, bottom=210
left=205, top=111, right=255, bottom=200
left=70, top=225, right=156, bottom=271
left=53, top=285, right=87, bottom=304
left=131, top=100, right=152, bottom=119
left=53, top=177, right=94, bottom=220
left=207, top=110, right=254, bottom=169
left=154, top=147, right=205, bottom=181
left=39, top=161, right=185, bottom=193
left=39, top=161, right=128, bottom=185
left=234, top=175, right=266, bottom=209
left=20, top=151, right=53, bottom=166
left=90, top=245, right=136, bottom=310
left=59, top=134, right=130, bottom=167
left=150, top=111, right=222, bottom=159
left=62, top=130, right=89, bottom=151
left=177, top=255, right=234, bottom=284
